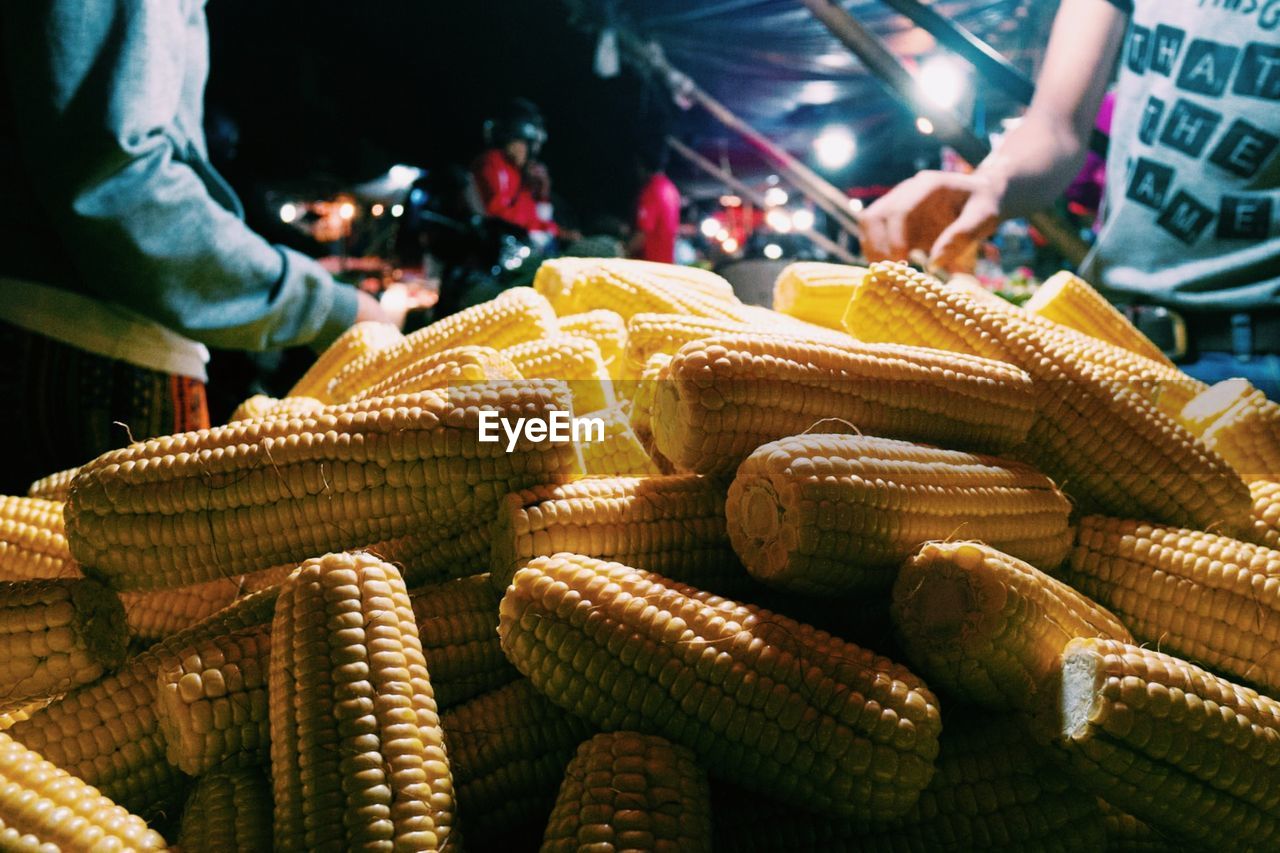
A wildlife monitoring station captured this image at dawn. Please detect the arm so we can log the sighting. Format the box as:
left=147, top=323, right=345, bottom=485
left=2, top=0, right=370, bottom=351
left=859, top=0, right=1128, bottom=269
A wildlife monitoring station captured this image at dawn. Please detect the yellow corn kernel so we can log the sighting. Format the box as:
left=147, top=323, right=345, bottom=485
left=558, top=309, right=628, bottom=373
left=542, top=732, right=711, bottom=853
left=771, top=262, right=867, bottom=330
left=576, top=405, right=660, bottom=477
left=498, top=554, right=942, bottom=819
left=1247, top=480, right=1280, bottom=550
left=727, top=434, right=1073, bottom=594
left=534, top=258, right=744, bottom=320
left=349, top=344, right=523, bottom=403
left=26, top=467, right=79, bottom=502
left=891, top=541, right=1131, bottom=709
left=0, top=578, right=126, bottom=711
left=1178, top=377, right=1256, bottom=435
left=65, top=380, right=583, bottom=588
left=499, top=336, right=615, bottom=415
left=843, top=262, right=1248, bottom=533
left=1043, top=638, right=1280, bottom=850
left=269, top=551, right=454, bottom=851
left=410, top=574, right=517, bottom=708
left=177, top=765, right=272, bottom=853
left=327, top=288, right=557, bottom=401
left=652, top=332, right=1036, bottom=477
left=1066, top=515, right=1280, bottom=696
left=1196, top=382, right=1280, bottom=481
left=0, top=496, right=80, bottom=581
left=228, top=394, right=326, bottom=423
left=288, top=320, right=404, bottom=403
left=443, top=680, right=594, bottom=847
left=625, top=353, right=675, bottom=472
left=0, top=731, right=168, bottom=851
left=1025, top=271, right=1173, bottom=366
left=367, top=523, right=495, bottom=589
left=488, top=475, right=745, bottom=597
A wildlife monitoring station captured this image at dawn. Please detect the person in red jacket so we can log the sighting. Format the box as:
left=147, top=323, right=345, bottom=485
left=629, top=143, right=681, bottom=264
left=472, top=98, right=559, bottom=236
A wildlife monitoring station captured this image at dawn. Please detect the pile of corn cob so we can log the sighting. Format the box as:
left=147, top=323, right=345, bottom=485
left=1, top=256, right=1278, bottom=851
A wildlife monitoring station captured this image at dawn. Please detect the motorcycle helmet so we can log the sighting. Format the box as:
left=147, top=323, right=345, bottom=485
left=483, top=97, right=548, bottom=158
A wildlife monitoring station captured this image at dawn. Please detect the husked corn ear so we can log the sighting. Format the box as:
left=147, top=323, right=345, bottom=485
left=624, top=313, right=752, bottom=375
left=892, top=542, right=1130, bottom=709
left=1248, top=480, right=1280, bottom=549
left=410, top=574, right=517, bottom=708
left=727, top=434, right=1073, bottom=594
left=0, top=698, right=52, bottom=732
left=488, top=476, right=744, bottom=596
left=26, top=466, right=79, bottom=502
left=269, top=551, right=454, bottom=852
left=368, top=523, right=494, bottom=588
left=1178, top=377, right=1256, bottom=435
left=119, top=563, right=293, bottom=641
left=0, top=730, right=168, bottom=851
left=1098, top=801, right=1178, bottom=853
left=1024, top=271, right=1173, bottom=366
left=65, top=380, right=583, bottom=588
left=557, top=309, right=628, bottom=372
left=351, top=345, right=524, bottom=402
left=177, top=765, right=272, bottom=853
left=1065, top=515, right=1280, bottom=696
left=542, top=732, right=711, bottom=853
left=577, top=405, right=660, bottom=477
left=534, top=258, right=744, bottom=321
left=713, top=714, right=1106, bottom=853
left=228, top=394, right=325, bottom=423
left=0, top=496, right=80, bottom=581
left=0, top=578, right=126, bottom=710
left=289, top=320, right=403, bottom=403
left=500, top=336, right=615, bottom=414
left=499, top=554, right=943, bottom=819
left=772, top=262, right=867, bottom=330
left=844, top=262, right=1249, bottom=533
left=156, top=624, right=271, bottom=776
left=7, top=587, right=278, bottom=813
left=652, top=333, right=1036, bottom=477
left=443, top=680, right=594, bottom=844
left=1043, top=638, right=1280, bottom=850
left=327, top=288, right=557, bottom=401
left=626, top=354, right=674, bottom=472
left=1196, top=382, right=1280, bottom=481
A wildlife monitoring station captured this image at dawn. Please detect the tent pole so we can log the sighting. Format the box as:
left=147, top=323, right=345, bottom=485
left=667, top=136, right=861, bottom=264
left=800, top=0, right=1089, bottom=266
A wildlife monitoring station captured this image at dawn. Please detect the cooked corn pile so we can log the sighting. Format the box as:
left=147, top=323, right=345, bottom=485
left=1, top=260, right=1273, bottom=850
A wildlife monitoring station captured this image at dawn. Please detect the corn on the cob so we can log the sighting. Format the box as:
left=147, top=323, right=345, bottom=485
left=712, top=714, right=1106, bottom=852
left=327, top=288, right=557, bottom=402
left=576, top=405, right=660, bottom=477
left=626, top=353, right=674, bottom=472
left=499, top=554, right=942, bottom=819
left=177, top=764, right=272, bottom=853
left=651, top=333, right=1037, bottom=477
left=1042, top=637, right=1280, bottom=850
left=487, top=476, right=745, bottom=596
left=228, top=394, right=326, bottom=423
left=118, top=562, right=292, bottom=641
left=65, top=380, right=582, bottom=589
left=843, top=262, right=1249, bottom=533
left=1178, top=377, right=1256, bottom=435
left=368, top=523, right=495, bottom=588
left=288, top=320, right=404, bottom=402
left=350, top=345, right=524, bottom=402
left=1065, top=515, right=1280, bottom=696
left=557, top=309, right=628, bottom=372
left=1098, top=801, right=1179, bottom=853
left=1247, top=480, right=1280, bottom=549
left=499, top=336, right=615, bottom=414
left=727, top=434, right=1072, bottom=594
left=0, top=578, right=126, bottom=710
left=772, top=262, right=867, bottom=330
left=269, top=551, right=454, bottom=852
left=0, top=730, right=169, bottom=851
left=1195, top=382, right=1280, bottom=481
left=410, top=574, right=517, bottom=709
left=624, top=313, right=753, bottom=375
left=542, top=732, right=711, bottom=853
left=156, top=624, right=271, bottom=776
left=26, top=466, right=79, bottom=502
left=534, top=258, right=739, bottom=320
left=443, top=679, right=594, bottom=845
left=0, top=496, right=80, bottom=581
left=1024, top=271, right=1173, bottom=366
left=892, top=541, right=1131, bottom=709
left=7, top=587, right=278, bottom=813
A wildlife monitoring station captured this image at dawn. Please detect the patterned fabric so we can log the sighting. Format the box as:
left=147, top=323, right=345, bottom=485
left=0, top=320, right=208, bottom=494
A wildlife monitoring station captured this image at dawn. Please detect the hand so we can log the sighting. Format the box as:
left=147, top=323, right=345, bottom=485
left=858, top=171, right=1004, bottom=273
left=354, top=289, right=399, bottom=328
